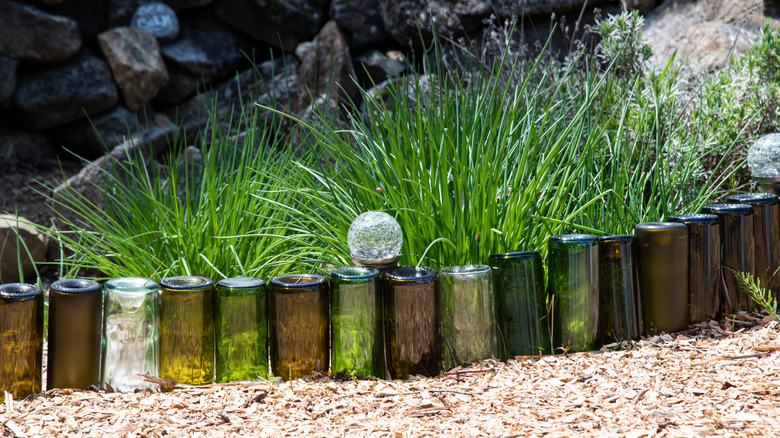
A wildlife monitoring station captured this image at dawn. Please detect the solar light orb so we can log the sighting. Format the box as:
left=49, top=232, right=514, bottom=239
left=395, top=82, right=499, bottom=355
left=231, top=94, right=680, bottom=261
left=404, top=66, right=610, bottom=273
left=347, top=211, right=403, bottom=260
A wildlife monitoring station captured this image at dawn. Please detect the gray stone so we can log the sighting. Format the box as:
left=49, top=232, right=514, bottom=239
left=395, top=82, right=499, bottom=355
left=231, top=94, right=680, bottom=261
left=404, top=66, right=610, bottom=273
left=161, top=15, right=253, bottom=83
left=355, top=50, right=406, bottom=86
left=0, top=0, right=81, bottom=63
left=0, top=214, right=47, bottom=283
left=164, top=0, right=211, bottom=9
left=153, top=65, right=204, bottom=104
left=99, top=27, right=169, bottom=111
left=131, top=2, right=179, bottom=43
left=299, top=20, right=360, bottom=108
left=331, top=0, right=391, bottom=50
left=0, top=127, right=56, bottom=161
left=660, top=334, right=674, bottom=343
left=295, top=41, right=314, bottom=62
left=38, top=0, right=108, bottom=36
left=215, top=0, right=325, bottom=51
left=0, top=55, right=17, bottom=110
left=108, top=0, right=144, bottom=27
left=13, top=51, right=119, bottom=130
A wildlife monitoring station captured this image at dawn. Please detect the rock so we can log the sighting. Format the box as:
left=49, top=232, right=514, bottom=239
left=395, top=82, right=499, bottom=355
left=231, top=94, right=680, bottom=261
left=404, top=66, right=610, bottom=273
left=0, top=55, right=17, bottom=110
left=0, top=0, right=81, bottom=63
left=153, top=65, right=204, bottom=104
left=215, top=0, right=325, bottom=51
left=160, top=14, right=253, bottom=83
left=0, top=128, right=56, bottom=161
left=299, top=20, right=360, bottom=108
left=165, top=0, right=211, bottom=9
left=648, top=335, right=661, bottom=344
left=99, top=27, right=169, bottom=111
left=38, top=0, right=108, bottom=36
left=131, top=2, right=179, bottom=43
left=107, top=0, right=144, bottom=27
left=331, top=0, right=391, bottom=50
left=355, top=50, right=407, bottom=86
left=295, top=41, right=314, bottom=62
left=660, top=333, right=674, bottom=343
left=0, top=215, right=47, bottom=283
left=13, top=51, right=119, bottom=130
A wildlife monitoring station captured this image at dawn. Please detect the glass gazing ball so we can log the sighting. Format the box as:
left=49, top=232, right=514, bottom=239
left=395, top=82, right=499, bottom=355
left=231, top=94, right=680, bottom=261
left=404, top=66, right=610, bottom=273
left=748, top=133, right=780, bottom=177
left=347, top=211, right=403, bottom=260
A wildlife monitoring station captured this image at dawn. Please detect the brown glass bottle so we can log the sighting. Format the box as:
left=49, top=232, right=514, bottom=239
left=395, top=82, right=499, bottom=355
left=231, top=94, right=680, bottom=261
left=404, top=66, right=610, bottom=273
left=47, top=279, right=102, bottom=389
left=727, top=194, right=780, bottom=299
left=634, top=223, right=689, bottom=334
left=0, top=283, right=43, bottom=398
left=268, top=274, right=328, bottom=380
left=384, top=266, right=440, bottom=379
left=669, top=214, right=721, bottom=322
left=701, top=204, right=756, bottom=313
left=596, top=235, right=642, bottom=344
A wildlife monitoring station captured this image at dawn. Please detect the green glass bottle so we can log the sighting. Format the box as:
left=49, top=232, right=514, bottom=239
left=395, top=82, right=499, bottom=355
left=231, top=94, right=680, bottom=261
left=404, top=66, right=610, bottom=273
left=439, top=265, right=497, bottom=369
left=268, top=274, right=328, bottom=380
left=47, top=279, right=102, bottom=389
left=330, top=267, right=381, bottom=377
left=384, top=265, right=440, bottom=379
left=634, top=222, right=689, bottom=334
left=215, top=277, right=268, bottom=382
left=727, top=193, right=780, bottom=299
left=0, top=283, right=43, bottom=398
left=669, top=214, right=721, bottom=322
left=596, top=235, right=642, bottom=344
left=488, top=251, right=549, bottom=359
left=701, top=204, right=756, bottom=313
left=159, top=276, right=214, bottom=386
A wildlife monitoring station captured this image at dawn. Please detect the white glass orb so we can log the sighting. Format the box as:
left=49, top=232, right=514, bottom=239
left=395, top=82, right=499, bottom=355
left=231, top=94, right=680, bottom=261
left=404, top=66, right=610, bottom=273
left=748, top=133, right=780, bottom=178
left=347, top=211, right=403, bottom=260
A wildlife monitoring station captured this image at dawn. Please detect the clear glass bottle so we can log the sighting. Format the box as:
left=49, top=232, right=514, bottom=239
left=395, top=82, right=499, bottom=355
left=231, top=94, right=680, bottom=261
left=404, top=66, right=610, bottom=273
left=439, top=265, right=497, bottom=369
left=488, top=251, right=549, bottom=358
left=634, top=222, right=689, bottom=333
left=0, top=283, right=43, bottom=398
left=384, top=265, right=440, bottom=379
left=330, top=267, right=381, bottom=377
left=702, top=204, right=756, bottom=313
left=268, top=274, right=328, bottom=380
left=548, top=234, right=599, bottom=353
left=596, top=235, right=642, bottom=344
left=159, top=276, right=214, bottom=386
left=48, top=279, right=102, bottom=389
left=102, top=277, right=159, bottom=393
left=215, top=277, right=268, bottom=382
left=669, top=214, right=721, bottom=322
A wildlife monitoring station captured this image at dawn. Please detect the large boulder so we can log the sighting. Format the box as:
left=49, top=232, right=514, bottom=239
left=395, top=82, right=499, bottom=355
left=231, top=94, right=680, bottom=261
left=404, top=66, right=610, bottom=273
left=0, top=0, right=81, bottom=63
left=0, top=54, right=17, bottom=110
left=330, top=0, right=391, bottom=50
left=99, top=26, right=169, bottom=111
left=299, top=20, right=360, bottom=108
left=0, top=215, right=47, bottom=284
left=215, top=0, right=326, bottom=51
left=13, top=51, right=119, bottom=130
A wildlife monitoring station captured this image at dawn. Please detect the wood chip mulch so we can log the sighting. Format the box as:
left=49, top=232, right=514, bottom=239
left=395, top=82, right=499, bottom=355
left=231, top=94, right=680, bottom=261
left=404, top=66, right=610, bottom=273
left=3, top=318, right=780, bottom=437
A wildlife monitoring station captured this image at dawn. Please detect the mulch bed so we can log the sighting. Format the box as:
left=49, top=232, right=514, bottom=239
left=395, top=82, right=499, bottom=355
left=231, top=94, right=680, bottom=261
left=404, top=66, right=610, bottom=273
left=3, top=316, right=780, bottom=437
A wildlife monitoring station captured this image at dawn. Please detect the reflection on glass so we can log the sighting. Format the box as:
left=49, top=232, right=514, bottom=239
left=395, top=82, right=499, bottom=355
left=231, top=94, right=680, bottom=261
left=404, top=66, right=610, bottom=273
left=0, top=283, right=43, bottom=398
left=331, top=267, right=381, bottom=377
left=596, top=236, right=641, bottom=344
left=215, top=277, right=268, bottom=382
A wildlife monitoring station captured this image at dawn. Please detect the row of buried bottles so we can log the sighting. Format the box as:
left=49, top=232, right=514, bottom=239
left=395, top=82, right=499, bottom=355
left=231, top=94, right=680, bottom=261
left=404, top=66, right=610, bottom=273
left=1, top=192, right=778, bottom=398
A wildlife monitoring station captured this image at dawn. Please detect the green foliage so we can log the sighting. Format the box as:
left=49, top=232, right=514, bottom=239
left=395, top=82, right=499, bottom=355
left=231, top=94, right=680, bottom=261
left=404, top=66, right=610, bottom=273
left=594, top=10, right=653, bottom=77
left=729, top=268, right=779, bottom=321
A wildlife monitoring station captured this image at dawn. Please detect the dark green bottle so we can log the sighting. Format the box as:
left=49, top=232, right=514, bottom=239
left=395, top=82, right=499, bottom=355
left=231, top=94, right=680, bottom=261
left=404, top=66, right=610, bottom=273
left=701, top=204, right=755, bottom=313
left=596, top=235, right=642, bottom=344
left=669, top=214, right=721, bottom=322
left=548, top=234, right=599, bottom=353
left=268, top=274, right=329, bottom=380
left=488, top=251, right=549, bottom=358
left=330, top=267, right=381, bottom=377
left=634, top=222, right=689, bottom=334
left=0, top=283, right=43, bottom=398
left=215, top=277, right=268, bottom=382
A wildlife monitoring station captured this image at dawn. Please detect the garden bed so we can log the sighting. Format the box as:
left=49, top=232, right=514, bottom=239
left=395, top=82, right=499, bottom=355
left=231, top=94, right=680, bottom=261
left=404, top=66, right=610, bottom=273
left=4, top=317, right=780, bottom=437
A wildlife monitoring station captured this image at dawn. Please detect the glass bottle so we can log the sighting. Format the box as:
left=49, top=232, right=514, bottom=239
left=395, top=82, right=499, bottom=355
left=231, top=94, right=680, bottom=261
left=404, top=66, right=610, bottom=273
left=439, top=265, right=497, bottom=369
left=596, top=235, right=642, bottom=344
left=548, top=234, right=599, bottom=353
left=0, top=283, right=43, bottom=399
left=330, top=267, right=381, bottom=377
left=47, top=279, right=102, bottom=389
left=701, top=204, right=756, bottom=313
left=159, top=276, right=214, bottom=385
left=102, top=277, right=159, bottom=393
left=268, top=274, right=328, bottom=380
left=489, top=251, right=549, bottom=359
left=384, top=265, right=440, bottom=379
left=634, top=222, right=689, bottom=334
left=669, top=214, right=721, bottom=322
left=727, top=193, right=780, bottom=299
left=215, top=277, right=268, bottom=382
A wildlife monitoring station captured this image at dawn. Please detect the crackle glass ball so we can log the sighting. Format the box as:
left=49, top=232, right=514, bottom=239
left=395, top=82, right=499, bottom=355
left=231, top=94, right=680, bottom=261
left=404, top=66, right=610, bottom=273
left=748, top=133, right=780, bottom=178
left=347, top=211, right=403, bottom=260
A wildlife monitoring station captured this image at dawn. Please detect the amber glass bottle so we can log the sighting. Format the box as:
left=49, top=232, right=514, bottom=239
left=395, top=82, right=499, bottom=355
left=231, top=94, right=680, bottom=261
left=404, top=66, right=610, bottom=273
left=215, top=277, right=268, bottom=382
left=669, top=214, right=721, bottom=322
left=727, top=193, right=780, bottom=298
left=384, top=265, right=440, bottom=379
left=596, top=235, right=642, bottom=344
left=0, top=283, right=43, bottom=398
left=159, top=276, right=214, bottom=385
left=48, top=279, right=102, bottom=389
left=268, top=274, right=328, bottom=380
left=634, top=222, right=689, bottom=334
